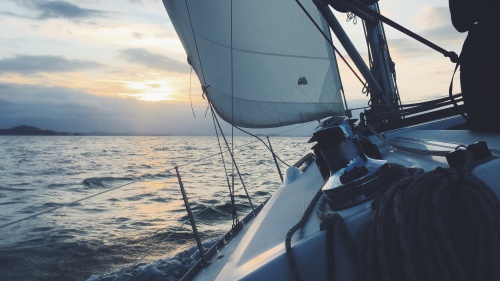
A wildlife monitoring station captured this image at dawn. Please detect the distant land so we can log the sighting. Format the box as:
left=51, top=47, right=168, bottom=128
left=0, top=125, right=311, bottom=137
left=0, top=125, right=82, bottom=136
left=0, top=125, right=172, bottom=136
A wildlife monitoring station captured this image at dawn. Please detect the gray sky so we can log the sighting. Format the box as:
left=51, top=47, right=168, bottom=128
left=0, top=0, right=466, bottom=135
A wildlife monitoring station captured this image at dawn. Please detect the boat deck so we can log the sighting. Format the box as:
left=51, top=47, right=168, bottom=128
left=191, top=118, right=500, bottom=281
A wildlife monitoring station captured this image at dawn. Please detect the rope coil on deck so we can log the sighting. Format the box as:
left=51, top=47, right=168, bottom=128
left=358, top=164, right=500, bottom=281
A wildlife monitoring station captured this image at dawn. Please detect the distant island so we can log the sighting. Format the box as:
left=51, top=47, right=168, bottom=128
left=0, top=125, right=82, bottom=136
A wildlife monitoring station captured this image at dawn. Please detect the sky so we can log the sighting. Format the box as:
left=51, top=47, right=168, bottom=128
left=0, top=0, right=467, bottom=135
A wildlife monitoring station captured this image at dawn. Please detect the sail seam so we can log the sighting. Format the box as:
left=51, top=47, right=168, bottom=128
left=189, top=31, right=331, bottom=60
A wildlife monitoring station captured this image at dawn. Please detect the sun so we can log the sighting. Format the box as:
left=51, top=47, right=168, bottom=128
left=126, top=81, right=174, bottom=102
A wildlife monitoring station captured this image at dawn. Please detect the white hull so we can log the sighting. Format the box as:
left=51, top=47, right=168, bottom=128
left=187, top=116, right=500, bottom=280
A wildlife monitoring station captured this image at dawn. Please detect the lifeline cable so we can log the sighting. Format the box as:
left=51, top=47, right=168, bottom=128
left=0, top=180, right=139, bottom=229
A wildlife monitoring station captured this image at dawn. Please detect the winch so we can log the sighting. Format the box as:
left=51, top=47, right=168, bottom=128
left=309, top=117, right=392, bottom=210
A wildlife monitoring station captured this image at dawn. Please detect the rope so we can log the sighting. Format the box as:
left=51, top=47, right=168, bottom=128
left=285, top=188, right=323, bottom=281
left=188, top=67, right=196, bottom=118
left=359, top=165, right=500, bottom=281
left=449, top=62, right=469, bottom=121
left=316, top=197, right=359, bottom=279
left=346, top=12, right=358, bottom=24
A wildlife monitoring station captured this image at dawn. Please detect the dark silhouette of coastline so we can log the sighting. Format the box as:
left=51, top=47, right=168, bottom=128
left=0, top=125, right=81, bottom=136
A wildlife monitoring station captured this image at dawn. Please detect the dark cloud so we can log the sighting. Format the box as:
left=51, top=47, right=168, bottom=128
left=0, top=83, right=216, bottom=135
left=7, top=0, right=106, bottom=21
left=133, top=32, right=145, bottom=39
left=0, top=83, right=315, bottom=135
left=0, top=10, right=29, bottom=19
left=35, top=1, right=104, bottom=20
left=0, top=55, right=102, bottom=74
left=120, top=48, right=189, bottom=73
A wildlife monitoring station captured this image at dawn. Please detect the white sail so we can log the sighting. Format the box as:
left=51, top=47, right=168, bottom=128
left=162, top=0, right=345, bottom=128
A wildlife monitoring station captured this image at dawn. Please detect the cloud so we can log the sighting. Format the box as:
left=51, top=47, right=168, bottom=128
left=128, top=0, right=158, bottom=5
left=387, top=38, right=431, bottom=59
left=133, top=32, right=145, bottom=39
left=386, top=6, right=466, bottom=60
left=0, top=55, right=102, bottom=75
left=414, top=6, right=451, bottom=30
left=0, top=83, right=314, bottom=136
left=413, top=6, right=466, bottom=45
left=120, top=48, right=189, bottom=73
left=0, top=10, right=30, bottom=19
left=8, top=0, right=106, bottom=21
left=0, top=83, right=217, bottom=135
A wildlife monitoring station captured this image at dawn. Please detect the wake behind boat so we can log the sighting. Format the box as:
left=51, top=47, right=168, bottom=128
left=161, top=0, right=500, bottom=280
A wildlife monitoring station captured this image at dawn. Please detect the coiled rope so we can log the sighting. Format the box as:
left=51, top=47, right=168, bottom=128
left=285, top=188, right=323, bottom=281
left=358, top=164, right=500, bottom=281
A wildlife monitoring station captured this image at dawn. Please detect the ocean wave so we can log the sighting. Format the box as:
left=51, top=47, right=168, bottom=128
left=82, top=172, right=173, bottom=188
left=0, top=185, right=34, bottom=191
left=82, top=176, right=135, bottom=188
left=86, top=237, right=218, bottom=281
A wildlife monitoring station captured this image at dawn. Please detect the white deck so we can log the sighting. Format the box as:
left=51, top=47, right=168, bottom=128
left=192, top=118, right=500, bottom=281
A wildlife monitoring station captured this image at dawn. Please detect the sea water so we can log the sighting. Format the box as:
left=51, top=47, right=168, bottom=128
left=0, top=135, right=311, bottom=281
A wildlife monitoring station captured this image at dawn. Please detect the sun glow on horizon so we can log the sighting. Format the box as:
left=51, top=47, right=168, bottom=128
left=124, top=80, right=175, bottom=101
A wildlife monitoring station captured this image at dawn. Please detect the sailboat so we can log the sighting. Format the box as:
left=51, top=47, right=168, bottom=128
left=161, top=0, right=500, bottom=280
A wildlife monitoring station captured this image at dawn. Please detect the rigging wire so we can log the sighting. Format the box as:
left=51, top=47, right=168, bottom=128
left=374, top=3, right=402, bottom=107
left=294, top=0, right=367, bottom=89
left=232, top=125, right=292, bottom=168
left=209, top=101, right=256, bottom=216
left=230, top=0, right=238, bottom=222
left=211, top=103, right=239, bottom=227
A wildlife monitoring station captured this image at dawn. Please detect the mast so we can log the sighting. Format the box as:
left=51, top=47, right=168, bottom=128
left=362, top=4, right=399, bottom=106
left=313, top=0, right=400, bottom=107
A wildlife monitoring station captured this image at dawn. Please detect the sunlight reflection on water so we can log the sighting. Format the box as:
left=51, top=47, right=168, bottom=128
left=0, top=135, right=311, bottom=280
